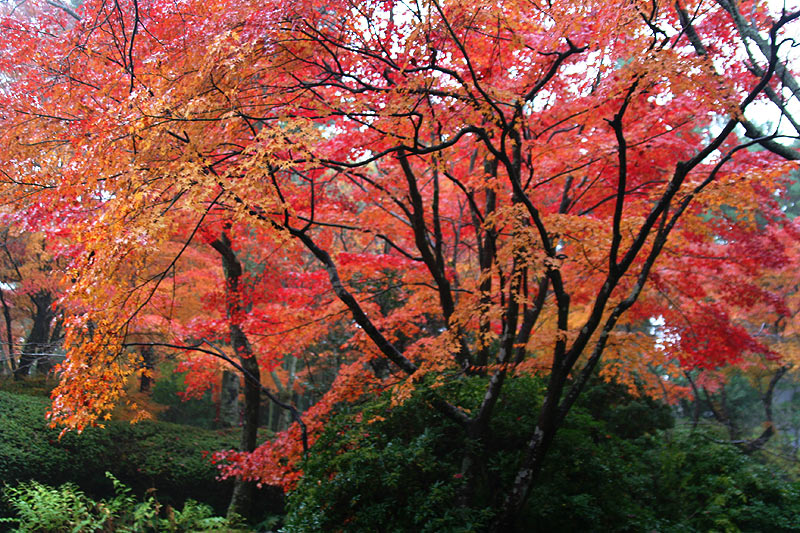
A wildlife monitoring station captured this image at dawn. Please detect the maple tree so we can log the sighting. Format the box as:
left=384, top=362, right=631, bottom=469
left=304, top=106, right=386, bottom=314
left=0, top=221, right=66, bottom=378
left=675, top=214, right=800, bottom=452
left=0, top=0, right=799, bottom=527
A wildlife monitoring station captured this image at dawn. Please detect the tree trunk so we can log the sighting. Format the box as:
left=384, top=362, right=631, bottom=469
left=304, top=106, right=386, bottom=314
left=211, top=233, right=261, bottom=521
left=15, top=290, right=54, bottom=379
left=219, top=369, right=240, bottom=427
left=491, top=402, right=559, bottom=530
left=225, top=322, right=261, bottom=520
left=740, top=365, right=788, bottom=454
left=271, top=356, right=298, bottom=432
left=0, top=286, right=15, bottom=374
left=139, top=344, right=155, bottom=393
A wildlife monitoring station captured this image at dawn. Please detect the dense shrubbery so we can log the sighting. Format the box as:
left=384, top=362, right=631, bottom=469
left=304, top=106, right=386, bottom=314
left=3, top=376, right=799, bottom=532
left=283, top=376, right=800, bottom=532
left=0, top=390, right=237, bottom=514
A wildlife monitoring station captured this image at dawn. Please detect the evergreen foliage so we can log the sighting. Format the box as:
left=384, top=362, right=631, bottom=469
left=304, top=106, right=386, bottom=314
left=284, top=377, right=800, bottom=532
left=0, top=390, right=237, bottom=514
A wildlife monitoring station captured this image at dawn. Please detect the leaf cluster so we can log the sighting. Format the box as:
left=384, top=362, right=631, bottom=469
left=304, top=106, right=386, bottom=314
left=0, top=473, right=239, bottom=532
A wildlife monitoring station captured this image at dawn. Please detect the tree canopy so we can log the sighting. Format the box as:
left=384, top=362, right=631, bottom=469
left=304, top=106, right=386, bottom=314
left=0, top=0, right=798, bottom=526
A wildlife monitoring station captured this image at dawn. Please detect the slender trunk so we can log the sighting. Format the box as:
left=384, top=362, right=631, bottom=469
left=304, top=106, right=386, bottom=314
left=741, top=365, right=788, bottom=454
left=226, top=322, right=260, bottom=520
left=236, top=333, right=261, bottom=452
left=0, top=287, right=15, bottom=373
left=704, top=386, right=738, bottom=440
left=211, top=233, right=261, bottom=520
left=139, top=344, right=155, bottom=393
left=684, top=371, right=702, bottom=430
left=275, top=356, right=297, bottom=432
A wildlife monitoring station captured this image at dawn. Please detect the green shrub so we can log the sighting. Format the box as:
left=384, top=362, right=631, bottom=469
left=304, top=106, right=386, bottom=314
left=648, top=431, right=800, bottom=532
left=0, top=480, right=98, bottom=532
left=0, top=390, right=238, bottom=515
left=283, top=376, right=800, bottom=532
left=282, top=379, right=497, bottom=533
left=0, top=473, right=239, bottom=532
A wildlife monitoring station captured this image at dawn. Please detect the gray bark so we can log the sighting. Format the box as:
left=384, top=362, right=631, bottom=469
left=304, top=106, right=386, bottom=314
left=219, top=370, right=240, bottom=427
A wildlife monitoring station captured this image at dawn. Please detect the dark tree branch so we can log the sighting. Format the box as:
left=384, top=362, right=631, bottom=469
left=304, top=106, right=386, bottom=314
left=125, top=340, right=309, bottom=453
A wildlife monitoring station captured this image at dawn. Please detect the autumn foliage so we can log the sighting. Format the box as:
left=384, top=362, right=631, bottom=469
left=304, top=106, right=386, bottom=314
left=0, top=0, right=798, bottom=526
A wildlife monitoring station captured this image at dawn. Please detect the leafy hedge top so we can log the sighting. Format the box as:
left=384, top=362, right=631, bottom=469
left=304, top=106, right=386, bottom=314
left=0, top=390, right=239, bottom=514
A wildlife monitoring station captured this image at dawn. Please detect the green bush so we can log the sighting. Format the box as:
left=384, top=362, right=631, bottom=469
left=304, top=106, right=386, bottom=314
left=283, top=376, right=800, bottom=532
left=150, top=366, right=219, bottom=429
left=0, top=473, right=239, bottom=532
left=648, top=432, right=800, bottom=532
left=0, top=390, right=238, bottom=515
left=0, top=480, right=98, bottom=532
